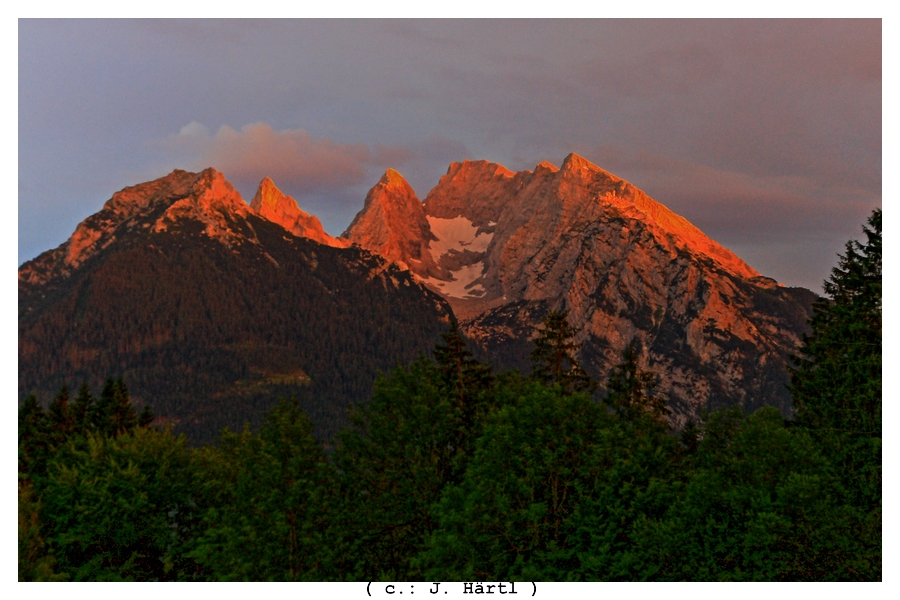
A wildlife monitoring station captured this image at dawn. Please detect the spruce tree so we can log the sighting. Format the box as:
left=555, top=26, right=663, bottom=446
left=137, top=405, right=155, bottom=428
left=790, top=208, right=881, bottom=438
left=48, top=385, right=73, bottom=441
left=530, top=310, right=593, bottom=394
left=18, top=395, right=50, bottom=478
left=604, top=344, right=668, bottom=424
left=788, top=208, right=881, bottom=531
left=433, top=320, right=493, bottom=429
left=71, top=383, right=94, bottom=435
left=91, top=378, right=138, bottom=436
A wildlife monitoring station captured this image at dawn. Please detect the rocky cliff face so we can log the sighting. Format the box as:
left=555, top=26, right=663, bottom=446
left=249, top=177, right=347, bottom=248
left=20, top=169, right=250, bottom=292
left=340, top=169, right=446, bottom=279
left=345, top=153, right=815, bottom=423
left=19, top=168, right=453, bottom=443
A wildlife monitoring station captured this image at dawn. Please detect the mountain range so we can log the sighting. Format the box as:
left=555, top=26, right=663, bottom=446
left=19, top=154, right=815, bottom=440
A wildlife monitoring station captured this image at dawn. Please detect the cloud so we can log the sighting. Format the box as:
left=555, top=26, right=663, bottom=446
left=168, top=121, right=413, bottom=195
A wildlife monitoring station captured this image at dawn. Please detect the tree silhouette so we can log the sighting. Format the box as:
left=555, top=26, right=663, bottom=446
left=530, top=310, right=593, bottom=394
left=605, top=344, right=668, bottom=424
left=790, top=208, right=881, bottom=438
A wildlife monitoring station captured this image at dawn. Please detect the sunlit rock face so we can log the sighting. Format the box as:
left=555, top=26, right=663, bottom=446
left=19, top=168, right=253, bottom=288
left=346, top=153, right=816, bottom=424
left=250, top=177, right=348, bottom=248
left=341, top=169, right=446, bottom=279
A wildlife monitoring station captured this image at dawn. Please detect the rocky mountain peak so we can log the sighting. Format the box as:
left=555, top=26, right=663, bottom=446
left=250, top=177, right=346, bottom=248
left=20, top=168, right=258, bottom=288
left=381, top=168, right=411, bottom=189
left=342, top=169, right=445, bottom=278
left=559, top=151, right=600, bottom=175
left=340, top=154, right=810, bottom=427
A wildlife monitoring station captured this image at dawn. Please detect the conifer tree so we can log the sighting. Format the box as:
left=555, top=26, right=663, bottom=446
left=433, top=320, right=493, bottom=428
left=790, top=208, right=881, bottom=438
left=91, top=378, right=137, bottom=436
left=530, top=310, right=593, bottom=394
left=48, top=385, right=73, bottom=440
left=70, top=383, right=94, bottom=434
left=788, top=208, right=881, bottom=523
left=605, top=344, right=668, bottom=424
left=18, top=395, right=49, bottom=478
left=137, top=405, right=155, bottom=428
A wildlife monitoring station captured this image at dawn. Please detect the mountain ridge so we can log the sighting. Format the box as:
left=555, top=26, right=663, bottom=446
left=19, top=155, right=815, bottom=433
left=343, top=152, right=813, bottom=424
left=18, top=168, right=453, bottom=443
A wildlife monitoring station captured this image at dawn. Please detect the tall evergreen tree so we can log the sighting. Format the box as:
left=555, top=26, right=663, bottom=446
left=48, top=385, right=74, bottom=444
left=790, top=208, right=881, bottom=438
left=788, top=208, right=881, bottom=543
left=91, top=378, right=137, bottom=436
left=530, top=310, right=593, bottom=394
left=433, top=320, right=493, bottom=435
left=605, top=344, right=668, bottom=425
left=19, top=395, right=50, bottom=478
left=70, top=383, right=94, bottom=435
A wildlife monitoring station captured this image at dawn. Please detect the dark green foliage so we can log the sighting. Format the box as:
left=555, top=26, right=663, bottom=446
left=325, top=325, right=499, bottom=580
left=187, top=398, right=330, bottom=580
left=328, top=363, right=466, bottom=579
left=18, top=380, right=166, bottom=581
left=71, top=383, right=94, bottom=434
left=40, top=428, right=194, bottom=581
left=433, top=320, right=495, bottom=456
left=634, top=407, right=879, bottom=580
left=18, top=481, right=64, bottom=581
left=48, top=385, right=73, bottom=437
left=91, top=378, right=138, bottom=436
left=19, top=394, right=50, bottom=478
left=790, top=208, right=881, bottom=438
left=530, top=310, right=593, bottom=394
left=786, top=208, right=882, bottom=577
left=417, top=383, right=617, bottom=579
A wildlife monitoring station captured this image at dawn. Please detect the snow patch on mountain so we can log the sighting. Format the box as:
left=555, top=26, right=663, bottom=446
left=426, top=216, right=493, bottom=259
left=422, top=261, right=486, bottom=299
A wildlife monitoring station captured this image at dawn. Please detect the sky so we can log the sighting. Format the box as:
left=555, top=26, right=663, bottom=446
left=18, top=19, right=882, bottom=292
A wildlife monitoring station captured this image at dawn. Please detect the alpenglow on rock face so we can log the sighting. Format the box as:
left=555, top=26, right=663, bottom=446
left=344, top=153, right=815, bottom=423
left=18, top=168, right=453, bottom=443
left=250, top=177, right=348, bottom=248
left=340, top=169, right=445, bottom=278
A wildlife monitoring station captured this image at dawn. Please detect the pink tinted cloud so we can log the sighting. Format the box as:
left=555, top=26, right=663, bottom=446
left=172, top=122, right=411, bottom=194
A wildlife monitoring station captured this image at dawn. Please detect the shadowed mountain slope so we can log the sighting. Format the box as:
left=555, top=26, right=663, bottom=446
left=19, top=169, right=452, bottom=443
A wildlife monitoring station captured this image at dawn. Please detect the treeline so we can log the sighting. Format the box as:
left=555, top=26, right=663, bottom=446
left=18, top=210, right=881, bottom=581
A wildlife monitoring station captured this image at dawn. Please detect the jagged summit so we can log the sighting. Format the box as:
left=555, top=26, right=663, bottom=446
left=19, top=168, right=254, bottom=287
left=381, top=168, right=410, bottom=188
left=249, top=177, right=347, bottom=248
left=349, top=154, right=760, bottom=303
left=19, top=168, right=455, bottom=444
left=19, top=157, right=815, bottom=437
left=341, top=169, right=445, bottom=279
left=345, top=153, right=811, bottom=426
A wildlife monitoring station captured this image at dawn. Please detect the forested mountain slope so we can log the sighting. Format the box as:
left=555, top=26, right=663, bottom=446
left=19, top=169, right=452, bottom=443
